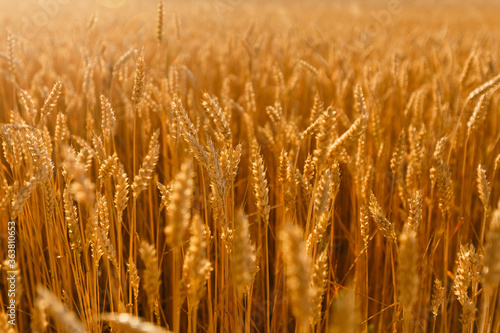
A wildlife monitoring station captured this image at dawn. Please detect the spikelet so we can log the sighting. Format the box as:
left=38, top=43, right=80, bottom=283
left=36, top=286, right=86, bottom=333
left=132, top=129, right=160, bottom=198
left=139, top=241, right=162, bottom=312
left=251, top=143, right=270, bottom=226
left=131, top=52, right=145, bottom=113
left=368, top=193, right=396, bottom=242
left=431, top=278, right=445, bottom=318
left=100, top=313, right=171, bottom=333
left=164, top=162, right=194, bottom=248
left=280, top=223, right=316, bottom=332
left=397, top=226, right=419, bottom=310
left=483, top=202, right=500, bottom=292
left=181, top=215, right=212, bottom=311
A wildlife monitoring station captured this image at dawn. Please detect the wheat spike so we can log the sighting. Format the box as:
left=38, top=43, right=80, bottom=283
left=131, top=52, right=145, bottom=113
left=231, top=210, right=258, bottom=299
left=467, top=93, right=489, bottom=139
left=132, top=129, right=160, bottom=198
left=39, top=80, right=62, bottom=128
left=368, top=193, right=396, bottom=242
left=63, top=186, right=82, bottom=255
left=11, top=168, right=45, bottom=220
left=127, top=257, right=140, bottom=305
left=407, top=189, right=423, bottom=231
left=397, top=226, right=419, bottom=310
left=139, top=241, right=162, bottom=312
left=100, top=313, right=171, bottom=333
left=100, top=95, right=116, bottom=142
left=477, top=164, right=490, bottom=211
left=436, top=161, right=454, bottom=217
left=312, top=250, right=328, bottom=324
left=325, top=114, right=366, bottom=166
left=483, top=202, right=500, bottom=292
left=157, top=2, right=163, bottom=45
left=164, top=161, right=194, bottom=248
left=98, top=152, right=118, bottom=187
left=328, top=284, right=358, bottom=333
left=36, top=286, right=86, bottom=333
left=454, top=244, right=481, bottom=305
left=280, top=223, right=316, bottom=332
left=114, top=162, right=129, bottom=222
left=181, top=214, right=213, bottom=311
left=431, top=278, right=445, bottom=318
left=250, top=142, right=270, bottom=226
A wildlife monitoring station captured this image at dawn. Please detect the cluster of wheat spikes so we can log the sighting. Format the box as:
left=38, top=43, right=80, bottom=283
left=1, top=1, right=500, bottom=332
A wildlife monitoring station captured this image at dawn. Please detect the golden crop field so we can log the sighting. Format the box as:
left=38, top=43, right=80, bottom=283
left=1, top=0, right=500, bottom=332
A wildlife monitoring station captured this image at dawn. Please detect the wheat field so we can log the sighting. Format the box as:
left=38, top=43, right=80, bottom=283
left=1, top=1, right=500, bottom=332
